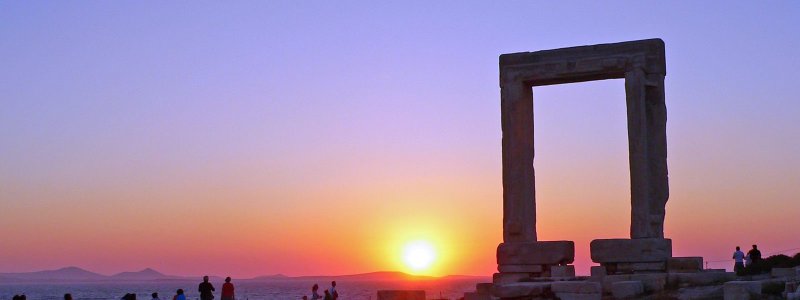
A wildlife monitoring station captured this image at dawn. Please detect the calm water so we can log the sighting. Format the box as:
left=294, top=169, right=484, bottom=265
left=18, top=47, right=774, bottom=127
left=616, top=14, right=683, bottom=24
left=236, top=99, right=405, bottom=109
left=0, top=278, right=487, bottom=300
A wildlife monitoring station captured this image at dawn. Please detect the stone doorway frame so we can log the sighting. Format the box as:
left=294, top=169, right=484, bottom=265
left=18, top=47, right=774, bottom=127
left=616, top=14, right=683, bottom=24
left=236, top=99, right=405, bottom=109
left=496, top=39, right=670, bottom=276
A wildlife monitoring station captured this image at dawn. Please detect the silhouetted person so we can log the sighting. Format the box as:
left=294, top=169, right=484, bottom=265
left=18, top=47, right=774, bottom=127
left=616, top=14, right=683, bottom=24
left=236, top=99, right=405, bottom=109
left=13, top=295, right=19, bottom=300
left=199, top=275, right=216, bottom=300
left=151, top=292, right=160, bottom=300
left=221, top=277, right=235, bottom=300
left=329, top=281, right=338, bottom=299
left=323, top=290, right=333, bottom=300
left=747, top=245, right=762, bottom=264
left=732, top=246, right=745, bottom=274
left=175, top=289, right=186, bottom=300
left=121, top=293, right=136, bottom=300
left=64, top=294, right=73, bottom=300
left=302, top=296, right=308, bottom=300
left=311, top=284, right=322, bottom=300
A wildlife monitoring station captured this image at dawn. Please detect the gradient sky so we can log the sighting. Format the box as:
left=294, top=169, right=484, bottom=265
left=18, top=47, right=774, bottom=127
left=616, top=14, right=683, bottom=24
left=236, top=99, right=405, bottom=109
left=1, top=1, right=799, bottom=278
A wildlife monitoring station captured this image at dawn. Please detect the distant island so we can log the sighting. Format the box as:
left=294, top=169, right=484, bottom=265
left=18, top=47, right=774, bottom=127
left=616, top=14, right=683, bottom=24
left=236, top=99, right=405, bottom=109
left=0, top=267, right=488, bottom=283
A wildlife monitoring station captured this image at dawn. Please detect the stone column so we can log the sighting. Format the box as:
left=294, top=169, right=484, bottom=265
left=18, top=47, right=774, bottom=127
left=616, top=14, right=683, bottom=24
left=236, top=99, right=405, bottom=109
left=624, top=68, right=652, bottom=239
left=626, top=69, right=668, bottom=239
left=645, top=73, right=668, bottom=238
left=500, top=81, right=536, bottom=242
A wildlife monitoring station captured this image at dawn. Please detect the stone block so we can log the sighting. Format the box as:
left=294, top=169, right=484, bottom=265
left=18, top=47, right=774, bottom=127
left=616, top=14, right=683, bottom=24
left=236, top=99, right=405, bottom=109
left=551, top=265, right=576, bottom=278
left=677, top=286, right=724, bottom=299
left=590, top=266, right=607, bottom=277
left=602, top=273, right=667, bottom=293
left=723, top=281, right=761, bottom=300
left=551, top=281, right=602, bottom=294
left=667, top=271, right=736, bottom=287
left=667, top=256, right=703, bottom=273
left=463, top=292, right=491, bottom=300
left=788, top=281, right=799, bottom=294
left=771, top=267, right=796, bottom=278
left=611, top=281, right=644, bottom=299
left=553, top=293, right=600, bottom=300
left=705, top=269, right=727, bottom=272
left=497, top=241, right=575, bottom=265
left=498, top=264, right=543, bottom=273
left=612, top=262, right=665, bottom=273
left=590, top=238, right=672, bottom=263
left=475, top=283, right=493, bottom=295
left=492, top=272, right=530, bottom=285
left=492, top=282, right=551, bottom=298
left=376, top=290, right=425, bottom=300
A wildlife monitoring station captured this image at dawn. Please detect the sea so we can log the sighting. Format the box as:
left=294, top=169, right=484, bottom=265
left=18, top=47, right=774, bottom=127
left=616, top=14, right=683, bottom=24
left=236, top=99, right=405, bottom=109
left=0, top=278, right=487, bottom=300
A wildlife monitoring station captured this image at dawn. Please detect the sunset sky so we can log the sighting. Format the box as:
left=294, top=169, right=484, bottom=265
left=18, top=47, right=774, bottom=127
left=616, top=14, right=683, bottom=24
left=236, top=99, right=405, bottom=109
left=1, top=2, right=799, bottom=278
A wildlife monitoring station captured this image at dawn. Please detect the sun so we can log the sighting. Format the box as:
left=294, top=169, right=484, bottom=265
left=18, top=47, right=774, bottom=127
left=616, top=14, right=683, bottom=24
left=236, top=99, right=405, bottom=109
left=402, top=240, right=436, bottom=272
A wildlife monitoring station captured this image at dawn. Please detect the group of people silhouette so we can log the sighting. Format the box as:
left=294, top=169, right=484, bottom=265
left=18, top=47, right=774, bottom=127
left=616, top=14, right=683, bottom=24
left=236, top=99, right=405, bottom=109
left=10, top=276, right=339, bottom=300
left=303, top=281, right=339, bottom=300
left=17, top=276, right=238, bottom=300
left=124, top=276, right=236, bottom=300
left=732, top=244, right=763, bottom=274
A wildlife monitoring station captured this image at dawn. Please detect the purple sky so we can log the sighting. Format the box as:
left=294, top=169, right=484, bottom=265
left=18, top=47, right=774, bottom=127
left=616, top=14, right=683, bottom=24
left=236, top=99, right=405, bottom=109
left=1, top=1, right=799, bottom=276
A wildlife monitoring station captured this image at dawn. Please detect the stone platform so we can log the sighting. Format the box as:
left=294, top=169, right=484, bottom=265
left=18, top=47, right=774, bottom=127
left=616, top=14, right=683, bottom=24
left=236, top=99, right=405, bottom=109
left=495, top=241, right=576, bottom=283
left=498, top=241, right=575, bottom=265
left=590, top=238, right=672, bottom=263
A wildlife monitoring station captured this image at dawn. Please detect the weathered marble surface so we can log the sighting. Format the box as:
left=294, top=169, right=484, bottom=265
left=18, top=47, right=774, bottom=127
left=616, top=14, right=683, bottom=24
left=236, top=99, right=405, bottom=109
left=723, top=281, right=761, bottom=300
left=611, top=281, right=644, bottom=299
left=498, top=39, right=669, bottom=244
left=497, top=241, right=575, bottom=265
left=667, top=256, right=703, bottom=273
left=590, top=238, right=672, bottom=263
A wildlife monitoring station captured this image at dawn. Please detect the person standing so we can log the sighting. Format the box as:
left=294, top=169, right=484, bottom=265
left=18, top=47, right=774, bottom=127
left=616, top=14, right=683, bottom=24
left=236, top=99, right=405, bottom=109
left=199, top=276, right=216, bottom=300
left=329, top=281, right=338, bottom=299
left=311, top=284, right=322, bottom=300
left=732, top=246, right=745, bottom=274
left=747, top=245, right=762, bottom=264
left=175, top=289, right=186, bottom=300
left=221, top=277, right=235, bottom=300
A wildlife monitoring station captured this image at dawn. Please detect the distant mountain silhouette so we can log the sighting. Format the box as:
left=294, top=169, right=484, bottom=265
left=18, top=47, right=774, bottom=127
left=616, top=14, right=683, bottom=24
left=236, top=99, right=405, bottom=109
left=0, top=267, right=489, bottom=283
left=111, top=268, right=177, bottom=280
left=0, top=266, right=106, bottom=281
left=251, top=273, right=289, bottom=280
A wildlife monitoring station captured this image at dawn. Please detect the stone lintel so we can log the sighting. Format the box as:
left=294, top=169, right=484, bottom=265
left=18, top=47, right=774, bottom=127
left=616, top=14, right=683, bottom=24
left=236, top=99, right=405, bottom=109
left=498, top=241, right=575, bottom=265
left=500, top=38, right=666, bottom=87
left=590, top=238, right=671, bottom=263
